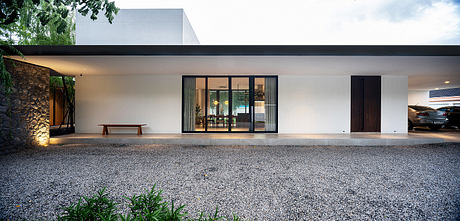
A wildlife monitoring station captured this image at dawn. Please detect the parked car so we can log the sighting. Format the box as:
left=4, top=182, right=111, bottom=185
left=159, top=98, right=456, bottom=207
left=408, top=105, right=447, bottom=130
left=437, top=106, right=460, bottom=128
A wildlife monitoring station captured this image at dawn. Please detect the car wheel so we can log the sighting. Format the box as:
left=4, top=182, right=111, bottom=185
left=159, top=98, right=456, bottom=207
left=429, top=125, right=442, bottom=130
left=408, top=121, right=414, bottom=130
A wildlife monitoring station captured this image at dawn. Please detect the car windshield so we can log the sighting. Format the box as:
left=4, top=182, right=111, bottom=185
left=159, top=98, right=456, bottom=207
left=409, top=106, right=434, bottom=111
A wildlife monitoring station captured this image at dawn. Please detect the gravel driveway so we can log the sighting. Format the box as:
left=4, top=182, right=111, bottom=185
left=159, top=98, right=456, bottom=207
left=1, top=143, right=459, bottom=220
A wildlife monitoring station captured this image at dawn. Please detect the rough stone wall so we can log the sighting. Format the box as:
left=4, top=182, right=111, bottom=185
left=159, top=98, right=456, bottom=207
left=0, top=59, right=50, bottom=154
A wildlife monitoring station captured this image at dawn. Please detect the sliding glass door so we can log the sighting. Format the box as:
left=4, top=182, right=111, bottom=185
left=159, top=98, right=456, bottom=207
left=207, top=77, right=229, bottom=132
left=254, top=77, right=277, bottom=131
left=182, top=76, right=277, bottom=133
left=231, top=77, right=250, bottom=132
left=182, top=77, right=206, bottom=131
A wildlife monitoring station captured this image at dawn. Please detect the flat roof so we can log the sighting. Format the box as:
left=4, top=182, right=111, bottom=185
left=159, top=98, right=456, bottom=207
left=10, top=45, right=460, bottom=56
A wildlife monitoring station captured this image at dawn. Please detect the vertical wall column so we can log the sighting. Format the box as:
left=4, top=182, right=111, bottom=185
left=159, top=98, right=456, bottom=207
left=381, top=75, right=408, bottom=133
left=1, top=59, right=50, bottom=153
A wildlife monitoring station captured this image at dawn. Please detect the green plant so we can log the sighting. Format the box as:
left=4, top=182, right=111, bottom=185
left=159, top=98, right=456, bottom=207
left=59, top=185, right=245, bottom=221
left=50, top=76, right=75, bottom=100
left=58, top=187, right=118, bottom=221
left=195, top=105, right=202, bottom=117
left=167, top=201, right=187, bottom=221
left=4, top=0, right=76, bottom=45
left=0, top=0, right=119, bottom=94
left=230, top=214, right=242, bottom=221
left=195, top=105, right=203, bottom=125
left=0, top=47, right=23, bottom=95
left=192, top=207, right=224, bottom=221
left=124, top=184, right=187, bottom=221
left=50, top=75, right=75, bottom=128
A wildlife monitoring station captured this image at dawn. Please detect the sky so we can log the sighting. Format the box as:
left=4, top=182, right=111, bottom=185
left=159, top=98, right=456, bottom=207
left=113, top=0, right=460, bottom=45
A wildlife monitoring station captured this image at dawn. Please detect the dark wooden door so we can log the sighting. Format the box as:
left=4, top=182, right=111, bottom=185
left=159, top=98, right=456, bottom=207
left=351, top=76, right=381, bottom=132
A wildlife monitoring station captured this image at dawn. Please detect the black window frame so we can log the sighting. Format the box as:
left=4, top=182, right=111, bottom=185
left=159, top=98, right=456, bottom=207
left=181, top=75, right=278, bottom=133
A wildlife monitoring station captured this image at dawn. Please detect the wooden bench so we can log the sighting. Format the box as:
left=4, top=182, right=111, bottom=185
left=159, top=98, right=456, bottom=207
left=98, top=124, right=147, bottom=135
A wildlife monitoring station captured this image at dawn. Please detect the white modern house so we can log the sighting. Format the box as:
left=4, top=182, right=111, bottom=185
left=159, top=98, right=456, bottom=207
left=10, top=9, right=460, bottom=137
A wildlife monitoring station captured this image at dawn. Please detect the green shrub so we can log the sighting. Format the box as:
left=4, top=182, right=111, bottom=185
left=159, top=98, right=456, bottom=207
left=58, top=187, right=118, bottom=221
left=58, top=185, right=243, bottom=221
left=191, top=208, right=242, bottom=221
left=123, top=184, right=186, bottom=221
left=192, top=207, right=224, bottom=221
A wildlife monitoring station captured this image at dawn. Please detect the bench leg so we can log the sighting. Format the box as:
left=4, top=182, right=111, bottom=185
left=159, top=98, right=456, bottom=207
left=102, top=126, right=109, bottom=135
left=137, top=126, right=142, bottom=135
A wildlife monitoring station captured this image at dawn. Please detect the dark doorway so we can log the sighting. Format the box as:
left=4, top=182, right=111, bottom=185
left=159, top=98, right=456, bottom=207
left=351, top=76, right=381, bottom=132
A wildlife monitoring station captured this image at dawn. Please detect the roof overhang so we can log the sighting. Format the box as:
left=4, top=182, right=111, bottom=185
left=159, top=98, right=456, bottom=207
left=11, top=45, right=460, bottom=56
left=5, top=45, right=460, bottom=90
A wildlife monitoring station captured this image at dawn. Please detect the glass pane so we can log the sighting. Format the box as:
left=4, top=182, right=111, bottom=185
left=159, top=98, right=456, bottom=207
left=207, top=78, right=229, bottom=131
left=231, top=77, right=250, bottom=131
left=255, top=77, right=277, bottom=131
left=183, top=77, right=205, bottom=131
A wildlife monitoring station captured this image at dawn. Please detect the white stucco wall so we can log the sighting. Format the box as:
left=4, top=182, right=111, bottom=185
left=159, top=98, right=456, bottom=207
left=76, top=9, right=199, bottom=45
left=408, top=90, right=430, bottom=106
left=278, top=75, right=351, bottom=133
left=407, top=89, right=459, bottom=108
left=75, top=74, right=408, bottom=134
left=381, top=75, right=408, bottom=133
left=75, top=74, right=181, bottom=133
left=182, top=12, right=200, bottom=45
left=77, top=74, right=354, bottom=134
left=278, top=75, right=408, bottom=134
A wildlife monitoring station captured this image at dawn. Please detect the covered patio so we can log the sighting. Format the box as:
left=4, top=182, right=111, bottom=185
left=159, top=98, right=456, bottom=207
left=49, top=132, right=453, bottom=146
left=5, top=45, right=460, bottom=148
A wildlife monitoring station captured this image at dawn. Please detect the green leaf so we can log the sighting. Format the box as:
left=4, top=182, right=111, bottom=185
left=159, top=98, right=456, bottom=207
left=79, top=8, right=89, bottom=16
left=59, top=8, right=69, bottom=19
left=56, top=19, right=67, bottom=34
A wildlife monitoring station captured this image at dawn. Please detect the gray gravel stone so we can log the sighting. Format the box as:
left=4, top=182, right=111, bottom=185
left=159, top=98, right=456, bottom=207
left=0, top=143, right=459, bottom=220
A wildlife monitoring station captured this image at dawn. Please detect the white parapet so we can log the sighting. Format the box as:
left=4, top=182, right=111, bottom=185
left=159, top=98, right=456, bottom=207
left=76, top=9, right=199, bottom=45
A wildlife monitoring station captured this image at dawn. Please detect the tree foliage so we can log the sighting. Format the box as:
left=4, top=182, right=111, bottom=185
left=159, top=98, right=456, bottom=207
left=0, top=0, right=119, bottom=93
left=1, top=0, right=118, bottom=28
left=4, top=0, right=76, bottom=45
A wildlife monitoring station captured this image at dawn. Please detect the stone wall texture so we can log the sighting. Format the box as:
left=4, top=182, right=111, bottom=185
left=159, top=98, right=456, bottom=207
left=1, top=59, right=50, bottom=154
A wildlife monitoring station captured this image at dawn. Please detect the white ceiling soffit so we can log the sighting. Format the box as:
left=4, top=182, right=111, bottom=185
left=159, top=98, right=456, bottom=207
left=10, top=55, right=460, bottom=90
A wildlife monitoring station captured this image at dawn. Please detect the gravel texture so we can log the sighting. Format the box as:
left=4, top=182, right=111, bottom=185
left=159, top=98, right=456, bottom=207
left=1, top=143, right=459, bottom=220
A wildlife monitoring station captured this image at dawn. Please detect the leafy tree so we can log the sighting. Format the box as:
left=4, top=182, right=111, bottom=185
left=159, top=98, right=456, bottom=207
left=0, top=0, right=119, bottom=93
left=5, top=0, right=76, bottom=45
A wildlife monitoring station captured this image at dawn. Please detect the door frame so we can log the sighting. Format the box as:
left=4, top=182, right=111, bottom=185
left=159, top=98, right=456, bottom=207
left=181, top=75, right=278, bottom=133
